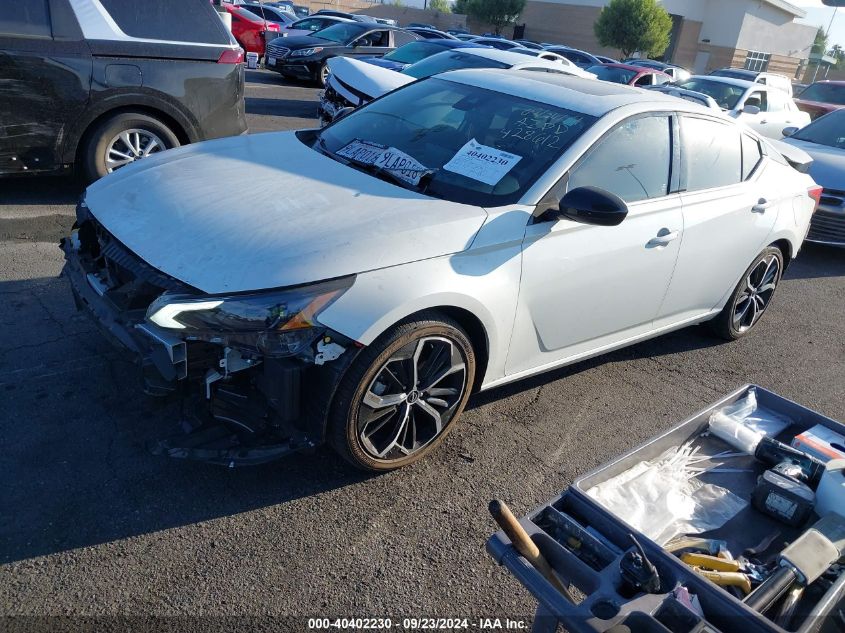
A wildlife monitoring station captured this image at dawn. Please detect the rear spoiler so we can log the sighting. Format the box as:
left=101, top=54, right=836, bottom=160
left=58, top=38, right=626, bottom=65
left=766, top=138, right=814, bottom=174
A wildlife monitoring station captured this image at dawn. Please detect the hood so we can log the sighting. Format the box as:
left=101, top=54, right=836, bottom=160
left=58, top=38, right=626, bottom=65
left=359, top=56, right=407, bottom=71
left=782, top=137, right=845, bottom=189
left=84, top=132, right=486, bottom=294
left=327, top=56, right=412, bottom=103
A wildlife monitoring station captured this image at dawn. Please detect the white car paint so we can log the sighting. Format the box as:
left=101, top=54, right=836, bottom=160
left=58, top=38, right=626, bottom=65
left=83, top=132, right=486, bottom=294
left=685, top=75, right=811, bottom=139
left=325, top=47, right=595, bottom=108
left=85, top=70, right=817, bottom=391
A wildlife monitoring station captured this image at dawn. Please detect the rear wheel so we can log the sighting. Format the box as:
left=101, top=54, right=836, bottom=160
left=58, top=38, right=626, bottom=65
left=82, top=112, right=179, bottom=182
left=709, top=246, right=784, bottom=340
left=329, top=313, right=475, bottom=471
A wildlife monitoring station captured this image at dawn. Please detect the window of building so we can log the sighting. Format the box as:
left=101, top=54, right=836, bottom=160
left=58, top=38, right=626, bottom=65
left=569, top=116, right=672, bottom=203
left=745, top=51, right=771, bottom=72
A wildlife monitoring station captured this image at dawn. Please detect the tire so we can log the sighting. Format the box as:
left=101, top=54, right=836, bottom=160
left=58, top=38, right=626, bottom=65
left=709, top=246, right=784, bottom=341
left=315, top=61, right=329, bottom=87
left=82, top=112, right=179, bottom=182
left=328, top=312, right=476, bottom=471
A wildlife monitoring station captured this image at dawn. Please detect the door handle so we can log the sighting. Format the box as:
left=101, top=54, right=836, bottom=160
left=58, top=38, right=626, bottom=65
left=752, top=198, right=774, bottom=213
left=646, top=230, right=679, bottom=247
left=761, top=119, right=768, bottom=124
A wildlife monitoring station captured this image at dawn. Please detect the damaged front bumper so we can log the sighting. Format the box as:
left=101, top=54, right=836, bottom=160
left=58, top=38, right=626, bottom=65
left=60, top=203, right=358, bottom=466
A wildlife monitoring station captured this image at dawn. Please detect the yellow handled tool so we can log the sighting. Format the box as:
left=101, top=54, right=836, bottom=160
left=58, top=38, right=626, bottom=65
left=691, top=567, right=752, bottom=595
left=681, top=552, right=741, bottom=572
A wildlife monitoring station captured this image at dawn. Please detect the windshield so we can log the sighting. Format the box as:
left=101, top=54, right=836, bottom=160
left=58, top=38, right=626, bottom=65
left=791, top=109, right=845, bottom=149
left=384, top=41, right=445, bottom=64
left=315, top=77, right=596, bottom=206
left=313, top=22, right=365, bottom=43
left=711, top=69, right=754, bottom=81
left=679, top=79, right=745, bottom=110
left=403, top=50, right=509, bottom=79
left=587, top=65, right=637, bottom=84
left=798, top=83, right=845, bottom=105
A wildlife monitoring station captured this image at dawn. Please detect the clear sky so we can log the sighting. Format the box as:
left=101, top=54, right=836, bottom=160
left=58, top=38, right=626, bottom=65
left=793, top=0, right=845, bottom=47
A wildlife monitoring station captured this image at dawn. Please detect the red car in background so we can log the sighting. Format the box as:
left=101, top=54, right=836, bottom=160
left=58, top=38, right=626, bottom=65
left=225, top=5, right=280, bottom=57
left=794, top=81, right=845, bottom=120
left=586, top=63, right=673, bottom=87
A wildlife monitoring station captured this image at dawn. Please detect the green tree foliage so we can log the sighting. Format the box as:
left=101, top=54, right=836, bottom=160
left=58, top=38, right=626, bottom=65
left=463, top=0, right=526, bottom=35
left=813, top=27, right=829, bottom=55
left=429, top=0, right=452, bottom=13
left=453, top=0, right=469, bottom=14
left=594, top=0, right=673, bottom=59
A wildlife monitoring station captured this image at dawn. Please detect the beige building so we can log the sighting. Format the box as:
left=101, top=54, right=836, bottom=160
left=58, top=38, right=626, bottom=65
left=495, top=0, right=817, bottom=77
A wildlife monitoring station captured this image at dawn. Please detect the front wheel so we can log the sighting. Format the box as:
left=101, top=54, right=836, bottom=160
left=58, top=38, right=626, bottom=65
left=709, top=246, right=784, bottom=340
left=328, top=313, right=476, bottom=471
left=315, top=61, right=329, bottom=87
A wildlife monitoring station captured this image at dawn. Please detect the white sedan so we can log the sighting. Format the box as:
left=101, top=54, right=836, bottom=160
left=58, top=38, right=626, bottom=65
left=63, top=70, right=819, bottom=471
left=679, top=75, right=810, bottom=138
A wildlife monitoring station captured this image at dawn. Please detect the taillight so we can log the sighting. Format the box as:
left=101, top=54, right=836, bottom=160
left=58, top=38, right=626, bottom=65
left=808, top=185, right=823, bottom=213
left=267, top=23, right=280, bottom=31
left=217, top=48, right=245, bottom=64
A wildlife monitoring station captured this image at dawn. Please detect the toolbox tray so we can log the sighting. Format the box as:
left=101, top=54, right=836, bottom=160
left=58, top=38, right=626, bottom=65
left=487, top=385, right=845, bottom=633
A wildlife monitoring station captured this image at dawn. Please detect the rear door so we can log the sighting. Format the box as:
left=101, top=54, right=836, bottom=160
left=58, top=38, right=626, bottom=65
left=656, top=116, right=777, bottom=324
left=0, top=0, right=91, bottom=173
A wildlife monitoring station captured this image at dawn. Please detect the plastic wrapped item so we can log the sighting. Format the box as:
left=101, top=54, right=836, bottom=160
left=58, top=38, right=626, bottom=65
left=586, top=443, right=748, bottom=546
left=708, top=388, right=790, bottom=453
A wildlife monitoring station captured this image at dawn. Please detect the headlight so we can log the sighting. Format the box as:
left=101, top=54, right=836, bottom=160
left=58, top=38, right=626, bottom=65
left=146, top=276, right=353, bottom=357
left=291, top=47, right=323, bottom=57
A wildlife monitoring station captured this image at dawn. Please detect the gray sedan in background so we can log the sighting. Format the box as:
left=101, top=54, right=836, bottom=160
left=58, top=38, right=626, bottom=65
left=783, top=109, right=845, bottom=246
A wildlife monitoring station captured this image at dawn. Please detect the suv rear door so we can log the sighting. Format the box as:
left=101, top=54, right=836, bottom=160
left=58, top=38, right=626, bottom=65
left=0, top=0, right=91, bottom=174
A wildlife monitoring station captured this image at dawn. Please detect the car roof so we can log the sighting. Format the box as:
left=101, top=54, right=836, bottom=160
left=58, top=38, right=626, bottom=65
left=418, top=39, right=479, bottom=49
left=455, top=47, right=561, bottom=64
left=712, top=68, right=758, bottom=78
left=600, top=62, right=665, bottom=74
left=437, top=68, right=682, bottom=116
left=809, top=80, right=845, bottom=86
left=689, top=74, right=756, bottom=88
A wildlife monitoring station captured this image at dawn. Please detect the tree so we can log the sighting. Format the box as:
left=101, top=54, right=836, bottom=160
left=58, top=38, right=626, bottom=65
left=429, top=0, right=451, bottom=13
left=813, top=27, right=829, bottom=55
left=463, top=0, right=526, bottom=35
left=594, top=0, right=673, bottom=59
left=453, top=0, right=469, bottom=13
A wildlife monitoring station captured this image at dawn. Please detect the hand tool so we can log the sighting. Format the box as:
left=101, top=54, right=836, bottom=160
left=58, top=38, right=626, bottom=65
left=680, top=552, right=741, bottom=573
left=691, top=567, right=752, bottom=595
left=488, top=499, right=575, bottom=602
left=744, top=513, right=845, bottom=613
left=620, top=534, right=661, bottom=594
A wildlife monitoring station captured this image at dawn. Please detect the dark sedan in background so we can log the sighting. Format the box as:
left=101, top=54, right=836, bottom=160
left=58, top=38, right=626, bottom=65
left=784, top=109, right=845, bottom=246
left=264, top=22, right=419, bottom=85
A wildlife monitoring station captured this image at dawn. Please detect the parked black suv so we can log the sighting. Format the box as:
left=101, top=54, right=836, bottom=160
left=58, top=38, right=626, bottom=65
left=0, top=0, right=248, bottom=181
left=265, top=22, right=418, bottom=85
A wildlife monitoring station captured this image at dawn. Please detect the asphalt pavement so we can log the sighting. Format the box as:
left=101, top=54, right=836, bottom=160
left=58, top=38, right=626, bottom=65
left=1, top=69, right=844, bottom=628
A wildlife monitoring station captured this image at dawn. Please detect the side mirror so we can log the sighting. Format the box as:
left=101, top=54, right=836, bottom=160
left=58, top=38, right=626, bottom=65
left=742, top=104, right=761, bottom=115
left=782, top=126, right=799, bottom=137
left=545, top=187, right=629, bottom=226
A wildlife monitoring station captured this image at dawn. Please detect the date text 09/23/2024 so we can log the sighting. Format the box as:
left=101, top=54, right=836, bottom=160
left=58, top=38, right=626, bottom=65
left=307, top=617, right=528, bottom=630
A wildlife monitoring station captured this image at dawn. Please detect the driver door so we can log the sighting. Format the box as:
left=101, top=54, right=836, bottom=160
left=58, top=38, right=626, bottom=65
left=505, top=114, right=684, bottom=376
left=349, top=29, right=392, bottom=58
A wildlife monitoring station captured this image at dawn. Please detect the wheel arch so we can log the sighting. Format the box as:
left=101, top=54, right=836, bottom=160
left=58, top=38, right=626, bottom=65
left=769, top=237, right=794, bottom=270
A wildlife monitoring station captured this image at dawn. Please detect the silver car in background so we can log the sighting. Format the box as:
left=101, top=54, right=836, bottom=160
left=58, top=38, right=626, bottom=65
left=783, top=109, right=845, bottom=246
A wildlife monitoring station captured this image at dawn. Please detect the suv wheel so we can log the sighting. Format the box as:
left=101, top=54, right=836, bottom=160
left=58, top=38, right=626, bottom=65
left=82, top=112, right=179, bottom=182
left=329, top=313, right=476, bottom=471
left=709, top=246, right=784, bottom=340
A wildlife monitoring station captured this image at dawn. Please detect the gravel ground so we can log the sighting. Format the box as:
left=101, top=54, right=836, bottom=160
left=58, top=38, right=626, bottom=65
left=1, top=69, right=844, bottom=629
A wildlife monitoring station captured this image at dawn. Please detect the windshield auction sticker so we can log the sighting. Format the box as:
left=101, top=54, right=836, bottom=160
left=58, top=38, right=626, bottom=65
left=443, top=139, right=522, bottom=186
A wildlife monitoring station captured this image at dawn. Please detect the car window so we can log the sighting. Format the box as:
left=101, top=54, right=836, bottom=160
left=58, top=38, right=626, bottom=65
left=679, top=79, right=746, bottom=110
left=98, top=0, right=230, bottom=44
left=741, top=134, right=762, bottom=180
left=798, top=83, right=845, bottom=105
left=634, top=74, right=653, bottom=87
left=318, top=78, right=597, bottom=207
left=682, top=117, right=742, bottom=191
left=314, top=22, right=367, bottom=43
left=791, top=109, right=845, bottom=149
left=385, top=41, right=444, bottom=64
left=744, top=90, right=768, bottom=112
left=587, top=65, right=637, bottom=84
left=0, top=1, right=51, bottom=38
left=403, top=51, right=510, bottom=79
left=393, top=30, right=417, bottom=47
left=568, top=116, right=672, bottom=203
